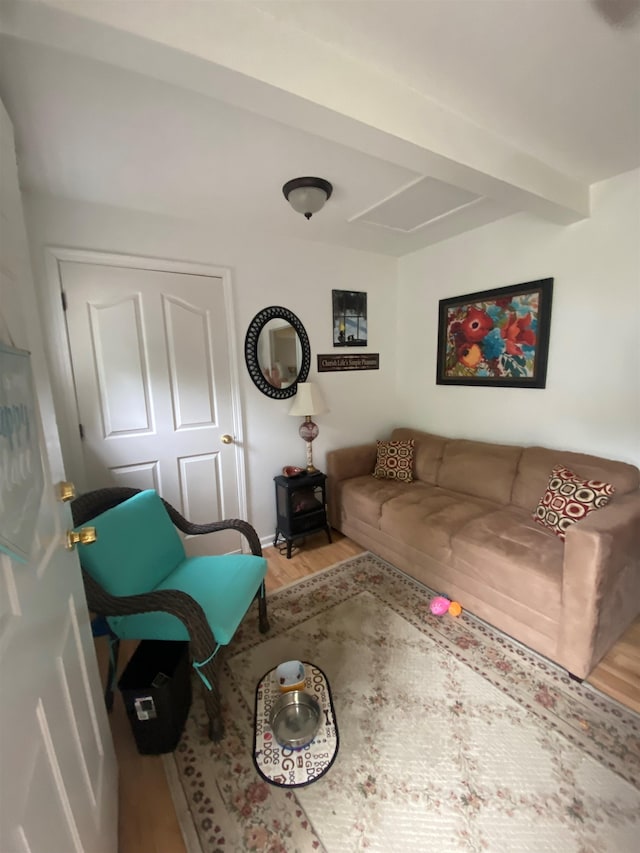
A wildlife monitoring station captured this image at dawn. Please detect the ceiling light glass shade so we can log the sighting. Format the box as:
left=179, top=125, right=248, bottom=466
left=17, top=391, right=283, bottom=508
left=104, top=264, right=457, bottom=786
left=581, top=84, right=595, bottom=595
left=288, top=382, right=328, bottom=417
left=282, top=177, right=333, bottom=220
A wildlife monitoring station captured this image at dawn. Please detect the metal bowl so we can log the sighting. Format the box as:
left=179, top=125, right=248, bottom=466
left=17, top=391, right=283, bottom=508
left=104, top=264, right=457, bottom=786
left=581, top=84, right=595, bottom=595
left=269, top=690, right=321, bottom=749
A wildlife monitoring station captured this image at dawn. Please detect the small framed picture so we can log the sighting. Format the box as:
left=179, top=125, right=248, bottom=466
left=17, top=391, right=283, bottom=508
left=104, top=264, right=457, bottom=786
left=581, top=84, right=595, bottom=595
left=332, top=290, right=367, bottom=347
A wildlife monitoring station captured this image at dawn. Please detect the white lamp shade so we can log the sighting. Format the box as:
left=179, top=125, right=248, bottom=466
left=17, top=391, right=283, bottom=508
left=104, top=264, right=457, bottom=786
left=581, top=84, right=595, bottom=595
left=288, top=382, right=328, bottom=417
left=286, top=186, right=328, bottom=217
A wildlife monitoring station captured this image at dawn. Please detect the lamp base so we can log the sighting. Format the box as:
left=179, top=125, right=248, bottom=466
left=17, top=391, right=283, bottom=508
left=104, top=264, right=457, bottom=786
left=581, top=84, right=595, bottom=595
left=299, top=418, right=319, bottom=474
left=298, top=418, right=319, bottom=443
left=304, top=440, right=318, bottom=474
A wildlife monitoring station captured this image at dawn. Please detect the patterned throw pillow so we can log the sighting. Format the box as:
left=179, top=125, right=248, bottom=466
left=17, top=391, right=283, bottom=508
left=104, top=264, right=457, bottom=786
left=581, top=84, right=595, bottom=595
left=373, top=439, right=415, bottom=483
left=533, top=465, right=615, bottom=540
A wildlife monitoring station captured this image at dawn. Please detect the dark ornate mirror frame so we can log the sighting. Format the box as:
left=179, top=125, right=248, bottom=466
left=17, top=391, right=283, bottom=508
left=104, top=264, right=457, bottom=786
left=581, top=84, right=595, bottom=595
left=244, top=306, right=311, bottom=399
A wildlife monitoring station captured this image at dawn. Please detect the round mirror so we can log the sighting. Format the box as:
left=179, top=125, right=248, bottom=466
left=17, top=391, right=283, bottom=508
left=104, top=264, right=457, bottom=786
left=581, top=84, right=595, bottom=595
left=244, top=306, right=310, bottom=399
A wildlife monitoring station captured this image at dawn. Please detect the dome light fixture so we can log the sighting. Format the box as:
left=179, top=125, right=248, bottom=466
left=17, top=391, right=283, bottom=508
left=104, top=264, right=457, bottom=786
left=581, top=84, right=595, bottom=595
left=282, top=177, right=333, bottom=220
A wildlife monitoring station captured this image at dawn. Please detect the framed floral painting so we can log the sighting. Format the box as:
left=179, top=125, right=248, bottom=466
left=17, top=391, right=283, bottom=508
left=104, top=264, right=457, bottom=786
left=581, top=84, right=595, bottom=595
left=436, top=278, right=553, bottom=388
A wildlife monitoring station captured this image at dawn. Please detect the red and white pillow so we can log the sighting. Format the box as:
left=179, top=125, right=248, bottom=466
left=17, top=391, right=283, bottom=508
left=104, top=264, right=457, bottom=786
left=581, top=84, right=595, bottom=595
left=533, top=465, right=615, bottom=539
left=372, top=439, right=415, bottom=483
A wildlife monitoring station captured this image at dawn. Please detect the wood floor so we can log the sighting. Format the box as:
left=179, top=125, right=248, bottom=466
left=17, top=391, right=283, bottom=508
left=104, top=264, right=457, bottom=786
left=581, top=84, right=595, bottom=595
left=101, top=532, right=640, bottom=853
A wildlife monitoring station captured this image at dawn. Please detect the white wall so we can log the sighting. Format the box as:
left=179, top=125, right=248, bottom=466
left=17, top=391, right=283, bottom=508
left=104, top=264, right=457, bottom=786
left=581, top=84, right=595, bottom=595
left=21, top=169, right=640, bottom=545
left=23, top=194, right=398, bottom=543
left=397, top=168, right=640, bottom=467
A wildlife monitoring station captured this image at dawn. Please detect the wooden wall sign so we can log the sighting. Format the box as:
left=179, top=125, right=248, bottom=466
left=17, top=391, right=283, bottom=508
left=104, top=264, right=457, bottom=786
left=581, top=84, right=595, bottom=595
left=317, top=353, right=380, bottom=372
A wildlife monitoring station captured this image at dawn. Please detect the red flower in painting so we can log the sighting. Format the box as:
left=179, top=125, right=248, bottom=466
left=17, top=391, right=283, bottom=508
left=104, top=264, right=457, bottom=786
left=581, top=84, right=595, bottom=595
left=449, top=321, right=465, bottom=346
left=501, top=312, right=536, bottom=355
left=460, top=307, right=493, bottom=342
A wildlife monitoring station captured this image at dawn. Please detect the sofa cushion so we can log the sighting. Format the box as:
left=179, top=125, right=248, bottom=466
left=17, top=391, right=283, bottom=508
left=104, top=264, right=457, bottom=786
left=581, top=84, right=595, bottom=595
left=512, top=446, right=639, bottom=512
left=340, top=475, right=410, bottom=528
left=373, top=439, right=414, bottom=482
left=533, top=465, right=615, bottom=539
left=437, top=439, right=523, bottom=505
left=380, top=485, right=498, bottom=563
left=451, top=506, right=563, bottom=621
left=390, top=428, right=447, bottom=485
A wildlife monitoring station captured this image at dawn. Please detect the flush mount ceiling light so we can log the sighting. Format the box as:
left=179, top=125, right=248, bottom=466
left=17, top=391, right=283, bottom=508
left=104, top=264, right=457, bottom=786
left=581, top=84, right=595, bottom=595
left=282, top=177, right=333, bottom=220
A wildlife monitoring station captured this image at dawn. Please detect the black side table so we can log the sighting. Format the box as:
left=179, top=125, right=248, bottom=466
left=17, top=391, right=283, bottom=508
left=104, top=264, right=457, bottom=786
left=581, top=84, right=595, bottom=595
left=273, top=471, right=332, bottom=558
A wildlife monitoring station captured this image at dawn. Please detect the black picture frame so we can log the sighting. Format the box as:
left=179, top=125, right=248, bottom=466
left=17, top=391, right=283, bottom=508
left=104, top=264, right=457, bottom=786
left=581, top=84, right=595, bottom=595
left=332, top=289, right=367, bottom=347
left=436, top=278, right=553, bottom=388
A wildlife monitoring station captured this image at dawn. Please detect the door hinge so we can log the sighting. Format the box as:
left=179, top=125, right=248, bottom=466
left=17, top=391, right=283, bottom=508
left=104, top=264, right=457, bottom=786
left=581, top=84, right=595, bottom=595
left=61, top=291, right=67, bottom=311
left=79, top=423, right=85, bottom=440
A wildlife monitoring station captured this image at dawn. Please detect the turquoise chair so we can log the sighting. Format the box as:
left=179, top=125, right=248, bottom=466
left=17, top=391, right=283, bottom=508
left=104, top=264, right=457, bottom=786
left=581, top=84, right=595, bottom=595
left=71, top=487, right=269, bottom=741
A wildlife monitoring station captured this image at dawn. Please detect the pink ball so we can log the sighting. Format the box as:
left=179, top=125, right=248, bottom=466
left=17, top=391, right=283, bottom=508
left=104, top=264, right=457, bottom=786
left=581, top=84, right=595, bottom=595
left=430, top=596, right=450, bottom=615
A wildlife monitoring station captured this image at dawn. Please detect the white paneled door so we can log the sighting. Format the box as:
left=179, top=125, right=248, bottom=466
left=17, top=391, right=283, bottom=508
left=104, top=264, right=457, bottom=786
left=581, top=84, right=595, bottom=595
left=62, top=261, right=244, bottom=554
left=0, top=101, right=117, bottom=852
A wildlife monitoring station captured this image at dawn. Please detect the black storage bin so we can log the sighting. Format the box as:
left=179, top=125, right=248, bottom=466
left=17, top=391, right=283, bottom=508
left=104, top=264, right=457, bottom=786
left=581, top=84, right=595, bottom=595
left=118, top=640, right=192, bottom=754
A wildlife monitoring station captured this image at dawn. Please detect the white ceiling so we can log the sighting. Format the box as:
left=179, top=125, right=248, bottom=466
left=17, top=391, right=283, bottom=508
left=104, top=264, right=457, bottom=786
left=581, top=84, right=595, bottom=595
left=0, top=0, right=638, bottom=257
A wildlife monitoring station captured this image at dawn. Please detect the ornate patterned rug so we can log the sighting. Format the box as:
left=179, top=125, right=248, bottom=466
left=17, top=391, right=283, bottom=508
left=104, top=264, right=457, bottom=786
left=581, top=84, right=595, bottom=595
left=165, top=553, right=640, bottom=852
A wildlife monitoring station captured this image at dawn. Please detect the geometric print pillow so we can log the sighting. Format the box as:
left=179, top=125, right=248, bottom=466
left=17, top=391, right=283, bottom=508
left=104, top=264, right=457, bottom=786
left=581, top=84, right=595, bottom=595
left=372, top=439, right=415, bottom=483
left=533, top=464, right=615, bottom=540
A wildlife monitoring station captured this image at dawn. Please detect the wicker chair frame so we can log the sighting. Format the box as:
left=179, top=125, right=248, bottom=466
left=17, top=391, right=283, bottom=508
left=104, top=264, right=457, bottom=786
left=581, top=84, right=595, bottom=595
left=71, top=487, right=269, bottom=741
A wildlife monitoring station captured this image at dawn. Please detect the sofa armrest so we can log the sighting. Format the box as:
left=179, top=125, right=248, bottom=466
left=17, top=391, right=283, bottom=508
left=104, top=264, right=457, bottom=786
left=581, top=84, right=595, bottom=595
left=558, top=491, right=640, bottom=678
left=326, top=442, right=377, bottom=529
left=326, top=442, right=378, bottom=482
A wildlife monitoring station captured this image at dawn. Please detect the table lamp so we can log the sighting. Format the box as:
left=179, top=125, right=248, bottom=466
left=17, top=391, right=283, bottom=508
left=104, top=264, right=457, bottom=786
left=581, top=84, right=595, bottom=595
left=288, top=382, right=328, bottom=473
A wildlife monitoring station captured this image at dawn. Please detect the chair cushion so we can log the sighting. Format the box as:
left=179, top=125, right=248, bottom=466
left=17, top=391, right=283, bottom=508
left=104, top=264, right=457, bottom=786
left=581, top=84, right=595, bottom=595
left=77, top=490, right=185, bottom=596
left=107, top=553, right=267, bottom=645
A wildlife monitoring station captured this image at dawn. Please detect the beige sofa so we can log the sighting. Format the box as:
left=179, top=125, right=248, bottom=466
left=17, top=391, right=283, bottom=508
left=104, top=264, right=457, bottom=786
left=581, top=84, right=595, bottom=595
left=326, top=428, right=640, bottom=679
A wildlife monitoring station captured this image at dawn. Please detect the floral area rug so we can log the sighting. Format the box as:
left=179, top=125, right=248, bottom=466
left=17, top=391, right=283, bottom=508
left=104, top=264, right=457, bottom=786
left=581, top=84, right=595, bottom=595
left=166, top=553, right=640, bottom=852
